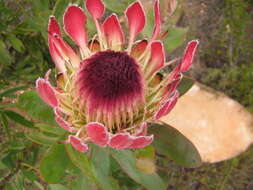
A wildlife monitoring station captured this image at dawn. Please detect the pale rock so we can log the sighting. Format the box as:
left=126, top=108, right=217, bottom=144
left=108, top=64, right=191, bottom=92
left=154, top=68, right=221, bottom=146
left=160, top=83, right=253, bottom=163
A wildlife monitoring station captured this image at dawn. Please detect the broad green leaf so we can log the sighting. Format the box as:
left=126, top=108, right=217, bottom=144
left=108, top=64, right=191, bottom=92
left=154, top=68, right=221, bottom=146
left=91, top=145, right=121, bottom=190
left=40, top=144, right=70, bottom=183
left=3, top=110, right=35, bottom=129
left=71, top=170, right=97, bottom=190
left=65, top=144, right=120, bottom=190
left=164, top=27, right=188, bottom=53
left=91, top=145, right=110, bottom=175
left=92, top=166, right=121, bottom=190
left=65, top=144, right=96, bottom=182
left=25, top=132, right=57, bottom=146
left=149, top=123, right=202, bottom=167
left=110, top=149, right=167, bottom=190
left=18, top=90, right=56, bottom=125
left=178, top=77, right=194, bottom=96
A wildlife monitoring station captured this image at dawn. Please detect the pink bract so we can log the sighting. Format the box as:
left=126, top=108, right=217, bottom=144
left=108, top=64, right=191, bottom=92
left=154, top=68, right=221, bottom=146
left=86, top=122, right=109, bottom=147
left=69, top=135, right=89, bottom=153
left=36, top=77, right=58, bottom=108
left=36, top=0, right=198, bottom=152
left=109, top=133, right=134, bottom=149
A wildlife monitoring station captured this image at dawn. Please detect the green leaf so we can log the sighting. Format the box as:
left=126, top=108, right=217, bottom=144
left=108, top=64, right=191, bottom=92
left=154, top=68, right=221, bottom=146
left=18, top=90, right=56, bottom=125
left=53, top=0, right=70, bottom=21
left=40, top=144, right=70, bottom=183
left=31, top=0, right=50, bottom=13
left=91, top=145, right=121, bottom=190
left=65, top=144, right=120, bottom=190
left=65, top=144, right=95, bottom=181
left=0, top=113, right=11, bottom=139
left=142, top=8, right=154, bottom=38
left=103, top=0, right=135, bottom=13
left=164, top=27, right=188, bottom=53
left=135, top=146, right=155, bottom=160
left=0, top=160, right=7, bottom=170
left=92, top=165, right=121, bottom=190
left=7, top=34, right=25, bottom=53
left=0, top=39, right=13, bottom=67
left=25, top=132, right=57, bottom=146
left=9, top=141, right=27, bottom=150
left=3, top=110, right=35, bottom=129
left=22, top=170, right=37, bottom=182
left=0, top=86, right=27, bottom=100
left=35, top=123, right=65, bottom=136
left=178, top=77, right=194, bottom=96
left=110, top=149, right=167, bottom=190
left=70, top=169, right=97, bottom=190
left=33, top=181, right=45, bottom=190
left=91, top=145, right=110, bottom=175
left=3, top=184, right=15, bottom=190
left=2, top=151, right=18, bottom=169
left=48, top=184, right=69, bottom=190
left=18, top=10, right=50, bottom=41
left=149, top=123, right=202, bottom=167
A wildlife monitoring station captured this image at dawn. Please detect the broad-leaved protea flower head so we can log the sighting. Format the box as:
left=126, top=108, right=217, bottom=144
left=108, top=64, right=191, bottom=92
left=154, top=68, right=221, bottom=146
left=36, top=0, right=198, bottom=152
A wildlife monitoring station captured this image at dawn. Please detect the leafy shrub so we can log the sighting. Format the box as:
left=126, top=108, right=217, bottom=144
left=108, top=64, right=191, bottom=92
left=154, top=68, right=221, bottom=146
left=201, top=64, right=253, bottom=112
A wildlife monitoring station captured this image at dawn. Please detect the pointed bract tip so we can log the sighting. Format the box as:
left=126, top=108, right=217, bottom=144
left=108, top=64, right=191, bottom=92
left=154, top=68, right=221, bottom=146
left=125, top=1, right=146, bottom=43
left=180, top=40, right=199, bottom=72
left=69, top=135, right=89, bottom=153
left=154, top=90, right=179, bottom=120
left=86, top=0, right=105, bottom=19
left=63, top=4, right=87, bottom=50
left=36, top=77, right=58, bottom=108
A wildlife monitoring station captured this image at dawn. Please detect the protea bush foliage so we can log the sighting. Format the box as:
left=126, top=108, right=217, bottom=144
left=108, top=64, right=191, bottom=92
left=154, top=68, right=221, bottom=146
left=0, top=0, right=203, bottom=188
left=36, top=0, right=198, bottom=153
left=3, top=0, right=253, bottom=189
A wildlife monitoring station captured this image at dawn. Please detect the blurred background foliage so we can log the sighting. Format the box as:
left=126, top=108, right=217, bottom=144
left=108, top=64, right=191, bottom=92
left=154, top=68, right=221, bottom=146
left=181, top=0, right=253, bottom=112
left=0, top=0, right=253, bottom=189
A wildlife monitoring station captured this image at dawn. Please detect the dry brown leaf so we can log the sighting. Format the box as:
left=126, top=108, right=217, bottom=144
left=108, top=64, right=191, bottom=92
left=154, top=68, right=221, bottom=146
left=160, top=83, right=253, bottom=163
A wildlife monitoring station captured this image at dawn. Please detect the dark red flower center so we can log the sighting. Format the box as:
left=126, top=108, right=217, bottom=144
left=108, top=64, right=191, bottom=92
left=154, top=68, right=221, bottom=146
left=77, top=50, right=144, bottom=115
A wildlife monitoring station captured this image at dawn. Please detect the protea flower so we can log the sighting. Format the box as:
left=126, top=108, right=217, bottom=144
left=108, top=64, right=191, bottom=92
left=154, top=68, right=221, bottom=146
left=36, top=0, right=198, bottom=152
